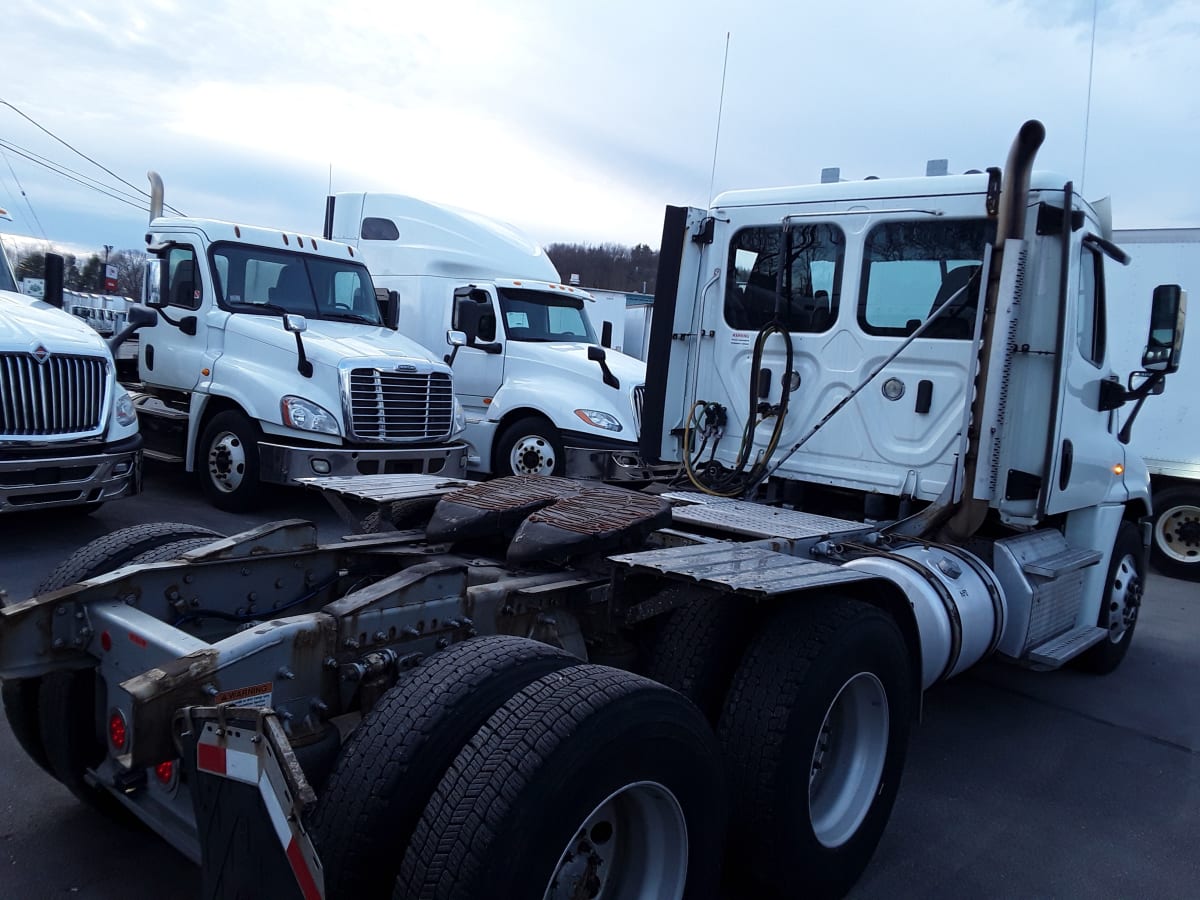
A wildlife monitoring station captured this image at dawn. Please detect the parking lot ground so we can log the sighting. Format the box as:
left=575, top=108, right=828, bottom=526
left=1, top=468, right=1196, bottom=898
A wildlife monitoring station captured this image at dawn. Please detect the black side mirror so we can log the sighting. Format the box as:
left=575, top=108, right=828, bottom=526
left=1142, top=284, right=1186, bottom=374
left=588, top=346, right=607, bottom=362
left=601, top=321, right=613, bottom=348
left=384, top=290, right=400, bottom=330
left=43, top=253, right=64, bottom=309
left=107, top=305, right=158, bottom=353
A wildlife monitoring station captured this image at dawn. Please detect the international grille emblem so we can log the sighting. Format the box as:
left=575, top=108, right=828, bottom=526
left=32, top=344, right=50, bottom=363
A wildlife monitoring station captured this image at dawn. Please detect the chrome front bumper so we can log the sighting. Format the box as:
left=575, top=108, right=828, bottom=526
left=0, top=438, right=143, bottom=512
left=259, top=440, right=469, bottom=485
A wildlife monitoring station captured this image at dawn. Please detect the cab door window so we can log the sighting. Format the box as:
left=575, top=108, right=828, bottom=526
left=164, top=245, right=202, bottom=310
left=1076, top=245, right=1106, bottom=366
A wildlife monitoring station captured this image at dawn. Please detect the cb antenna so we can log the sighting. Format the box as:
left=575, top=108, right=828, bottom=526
left=707, top=32, right=731, bottom=206
left=1080, top=0, right=1098, bottom=194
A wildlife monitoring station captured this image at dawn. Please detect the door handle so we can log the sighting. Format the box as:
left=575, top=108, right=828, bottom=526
left=1059, top=439, right=1074, bottom=491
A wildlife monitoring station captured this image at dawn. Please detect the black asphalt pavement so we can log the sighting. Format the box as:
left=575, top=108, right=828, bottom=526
left=0, top=463, right=1196, bottom=898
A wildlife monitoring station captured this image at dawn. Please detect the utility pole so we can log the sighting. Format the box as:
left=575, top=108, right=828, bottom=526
left=102, top=244, right=113, bottom=293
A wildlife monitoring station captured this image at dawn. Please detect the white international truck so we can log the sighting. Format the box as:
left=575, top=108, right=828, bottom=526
left=1105, top=227, right=1199, bottom=579
left=323, top=193, right=650, bottom=480
left=0, top=237, right=148, bottom=514
left=0, top=121, right=1186, bottom=900
left=130, top=175, right=467, bottom=510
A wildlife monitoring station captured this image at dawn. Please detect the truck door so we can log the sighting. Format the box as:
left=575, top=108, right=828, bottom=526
left=141, top=243, right=209, bottom=391
left=450, top=285, right=505, bottom=412
left=1043, top=240, right=1116, bottom=514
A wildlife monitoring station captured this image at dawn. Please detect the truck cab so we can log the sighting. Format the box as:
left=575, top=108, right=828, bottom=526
left=325, top=193, right=649, bottom=480
left=135, top=178, right=468, bottom=510
left=0, top=238, right=143, bottom=514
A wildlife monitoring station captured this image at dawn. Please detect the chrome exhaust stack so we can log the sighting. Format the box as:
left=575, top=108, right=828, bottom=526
left=148, top=171, right=164, bottom=223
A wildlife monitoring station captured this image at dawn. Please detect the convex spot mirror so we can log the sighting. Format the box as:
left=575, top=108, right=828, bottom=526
left=1142, top=284, right=1186, bottom=374
left=285, top=314, right=308, bottom=334
left=446, top=329, right=467, bottom=347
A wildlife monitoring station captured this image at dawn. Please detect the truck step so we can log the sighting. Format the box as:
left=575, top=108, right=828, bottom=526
left=1026, top=625, right=1108, bottom=667
left=143, top=449, right=186, bottom=464
left=1021, top=547, right=1103, bottom=578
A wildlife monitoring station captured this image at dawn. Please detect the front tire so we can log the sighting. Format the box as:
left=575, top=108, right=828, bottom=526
left=1075, top=521, right=1145, bottom=674
left=719, top=599, right=912, bottom=899
left=1150, top=486, right=1200, bottom=580
left=198, top=409, right=263, bottom=511
left=494, top=415, right=565, bottom=477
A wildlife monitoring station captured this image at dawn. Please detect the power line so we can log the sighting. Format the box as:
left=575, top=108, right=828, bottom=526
left=0, top=147, right=47, bottom=239
left=0, top=98, right=185, bottom=216
left=0, top=138, right=154, bottom=212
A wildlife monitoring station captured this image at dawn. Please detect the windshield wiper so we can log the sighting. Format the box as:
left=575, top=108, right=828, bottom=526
left=323, top=312, right=380, bottom=325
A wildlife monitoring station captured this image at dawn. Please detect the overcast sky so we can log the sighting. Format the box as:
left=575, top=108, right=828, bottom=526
left=3, top=0, right=1198, bottom=262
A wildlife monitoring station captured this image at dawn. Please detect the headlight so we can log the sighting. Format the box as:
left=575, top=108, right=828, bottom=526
left=114, top=390, right=138, bottom=427
left=453, top=397, right=466, bottom=436
left=574, top=409, right=623, bottom=432
left=281, top=396, right=341, bottom=435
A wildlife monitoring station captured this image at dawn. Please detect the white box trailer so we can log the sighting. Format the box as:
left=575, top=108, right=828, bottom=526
left=1107, top=227, right=1199, bottom=578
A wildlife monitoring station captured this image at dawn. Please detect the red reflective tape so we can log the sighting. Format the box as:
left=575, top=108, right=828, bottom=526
left=128, top=632, right=147, bottom=648
left=197, top=741, right=226, bottom=775
left=285, top=838, right=322, bottom=900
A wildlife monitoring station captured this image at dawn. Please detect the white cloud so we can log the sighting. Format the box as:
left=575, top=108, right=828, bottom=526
left=3, top=0, right=1198, bottom=257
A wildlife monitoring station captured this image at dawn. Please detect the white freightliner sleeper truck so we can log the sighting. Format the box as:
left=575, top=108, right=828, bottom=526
left=131, top=174, right=468, bottom=511
left=323, top=192, right=653, bottom=480
left=0, top=121, right=1187, bottom=900
left=0, top=236, right=151, bottom=514
left=1105, top=227, right=1199, bottom=579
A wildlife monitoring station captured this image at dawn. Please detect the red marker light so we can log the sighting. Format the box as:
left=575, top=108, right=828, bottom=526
left=155, top=760, right=175, bottom=784
left=100, top=631, right=112, bottom=652
left=109, top=710, right=127, bottom=750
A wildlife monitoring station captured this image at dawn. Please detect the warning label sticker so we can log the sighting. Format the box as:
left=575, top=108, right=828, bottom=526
left=730, top=331, right=752, bottom=346
left=214, top=681, right=274, bottom=709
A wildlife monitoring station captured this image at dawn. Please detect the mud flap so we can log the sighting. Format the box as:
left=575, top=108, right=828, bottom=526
left=178, top=707, right=325, bottom=900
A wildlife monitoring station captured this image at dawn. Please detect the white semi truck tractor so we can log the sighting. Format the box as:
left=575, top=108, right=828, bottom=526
left=324, top=192, right=652, bottom=481
left=0, top=236, right=151, bottom=514
left=131, top=174, right=468, bottom=510
left=0, top=121, right=1186, bottom=900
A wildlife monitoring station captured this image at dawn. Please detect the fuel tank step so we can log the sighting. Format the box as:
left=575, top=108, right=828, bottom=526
left=1026, top=625, right=1108, bottom=667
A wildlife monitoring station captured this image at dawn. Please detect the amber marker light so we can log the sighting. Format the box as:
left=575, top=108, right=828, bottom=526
left=1112, top=464, right=1124, bottom=475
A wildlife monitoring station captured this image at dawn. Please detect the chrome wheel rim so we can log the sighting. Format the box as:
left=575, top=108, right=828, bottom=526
left=543, top=781, right=687, bottom=900
left=1106, top=552, right=1142, bottom=644
left=1155, top=504, right=1200, bottom=565
left=207, top=431, right=246, bottom=493
left=809, top=672, right=890, bottom=849
left=510, top=434, right=556, bottom=476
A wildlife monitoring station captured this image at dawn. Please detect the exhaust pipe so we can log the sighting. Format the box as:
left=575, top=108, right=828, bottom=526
left=994, top=120, right=1045, bottom=245
left=928, top=120, right=1045, bottom=543
left=147, top=171, right=164, bottom=223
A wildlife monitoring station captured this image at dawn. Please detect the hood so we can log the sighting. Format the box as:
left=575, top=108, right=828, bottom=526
left=0, top=290, right=110, bottom=356
left=226, top=314, right=448, bottom=371
left=505, top=340, right=646, bottom=388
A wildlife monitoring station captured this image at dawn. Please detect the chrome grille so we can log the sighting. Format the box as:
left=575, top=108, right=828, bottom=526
left=632, top=384, right=645, bottom=435
left=348, top=369, right=454, bottom=442
left=0, top=353, right=107, bottom=437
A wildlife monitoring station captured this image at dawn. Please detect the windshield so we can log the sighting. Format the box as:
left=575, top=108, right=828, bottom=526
left=209, top=243, right=382, bottom=325
left=0, top=241, right=17, bottom=293
left=496, top=287, right=597, bottom=343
